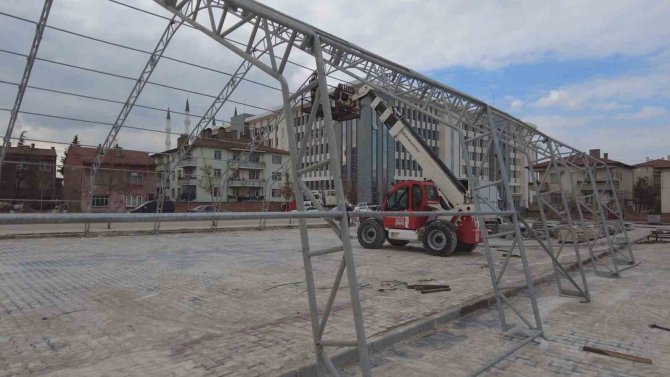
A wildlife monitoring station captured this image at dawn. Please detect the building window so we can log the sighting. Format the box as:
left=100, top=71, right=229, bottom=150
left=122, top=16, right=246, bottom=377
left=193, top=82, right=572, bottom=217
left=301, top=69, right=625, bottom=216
left=39, top=161, right=50, bottom=171
left=249, top=171, right=260, bottom=180
left=92, top=195, right=109, bottom=207
left=250, top=153, right=261, bottom=163
left=129, top=172, right=143, bottom=185
left=272, top=155, right=282, bottom=164
left=214, top=150, right=222, bottom=160
left=126, top=195, right=143, bottom=207
left=272, top=171, right=282, bottom=181
left=214, top=168, right=222, bottom=177
left=171, top=188, right=175, bottom=199
left=272, top=189, right=282, bottom=197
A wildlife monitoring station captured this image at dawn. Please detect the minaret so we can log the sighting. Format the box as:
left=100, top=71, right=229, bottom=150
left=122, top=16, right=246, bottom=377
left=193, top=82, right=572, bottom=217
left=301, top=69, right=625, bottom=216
left=165, top=108, right=172, bottom=150
left=184, top=98, right=191, bottom=135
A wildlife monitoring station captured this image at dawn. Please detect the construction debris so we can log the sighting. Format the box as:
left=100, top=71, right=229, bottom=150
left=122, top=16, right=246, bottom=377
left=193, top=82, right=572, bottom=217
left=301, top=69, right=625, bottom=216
left=582, top=345, right=652, bottom=364
left=649, top=324, right=670, bottom=332
left=378, top=281, right=451, bottom=294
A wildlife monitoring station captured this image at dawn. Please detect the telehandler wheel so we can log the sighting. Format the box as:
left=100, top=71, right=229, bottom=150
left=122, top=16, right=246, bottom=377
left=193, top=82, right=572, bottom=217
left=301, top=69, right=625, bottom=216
left=357, top=218, right=386, bottom=249
left=423, top=221, right=457, bottom=256
left=387, top=238, right=410, bottom=247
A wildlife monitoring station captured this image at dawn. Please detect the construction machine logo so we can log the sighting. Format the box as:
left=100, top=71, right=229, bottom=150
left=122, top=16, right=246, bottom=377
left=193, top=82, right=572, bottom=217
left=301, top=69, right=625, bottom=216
left=394, top=217, right=410, bottom=227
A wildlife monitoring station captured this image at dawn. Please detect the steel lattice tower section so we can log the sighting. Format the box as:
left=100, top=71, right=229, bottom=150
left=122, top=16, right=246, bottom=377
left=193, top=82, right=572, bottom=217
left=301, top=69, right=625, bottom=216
left=0, top=0, right=53, bottom=181
left=83, top=16, right=182, bottom=234
left=147, top=0, right=639, bottom=375
left=155, top=2, right=372, bottom=375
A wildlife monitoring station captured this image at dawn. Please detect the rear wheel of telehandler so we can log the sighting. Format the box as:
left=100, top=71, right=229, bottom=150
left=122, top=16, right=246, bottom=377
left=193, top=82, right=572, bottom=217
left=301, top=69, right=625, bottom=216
left=423, top=221, right=457, bottom=256
left=357, top=218, right=386, bottom=249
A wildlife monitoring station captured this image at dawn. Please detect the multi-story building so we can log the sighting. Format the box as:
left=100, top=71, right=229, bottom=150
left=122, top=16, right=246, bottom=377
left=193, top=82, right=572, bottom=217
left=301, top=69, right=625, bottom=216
left=246, top=84, right=531, bottom=207
left=155, top=123, right=290, bottom=203
left=533, top=149, right=634, bottom=209
left=0, top=142, right=58, bottom=209
left=62, top=145, right=157, bottom=212
left=633, top=157, right=670, bottom=213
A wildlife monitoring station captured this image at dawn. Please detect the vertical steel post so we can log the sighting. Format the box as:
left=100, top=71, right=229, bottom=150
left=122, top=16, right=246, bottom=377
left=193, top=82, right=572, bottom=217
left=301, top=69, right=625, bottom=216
left=313, top=34, right=372, bottom=377
left=280, top=78, right=329, bottom=375
left=487, top=109, right=543, bottom=333
left=544, top=140, right=590, bottom=300
left=0, top=0, right=53, bottom=181
left=86, top=17, right=181, bottom=221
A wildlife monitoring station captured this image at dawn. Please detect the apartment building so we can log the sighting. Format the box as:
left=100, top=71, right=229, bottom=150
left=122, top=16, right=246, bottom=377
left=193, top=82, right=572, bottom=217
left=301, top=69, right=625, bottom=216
left=533, top=149, right=634, bottom=209
left=155, top=124, right=290, bottom=203
left=246, top=84, right=530, bottom=207
left=62, top=145, right=157, bottom=212
left=0, top=142, right=58, bottom=209
left=634, top=157, right=670, bottom=213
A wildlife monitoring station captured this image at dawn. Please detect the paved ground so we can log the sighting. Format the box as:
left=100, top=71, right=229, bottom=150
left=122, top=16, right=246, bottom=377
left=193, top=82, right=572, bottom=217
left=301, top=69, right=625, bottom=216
left=0, top=224, right=656, bottom=376
left=342, top=241, right=670, bottom=377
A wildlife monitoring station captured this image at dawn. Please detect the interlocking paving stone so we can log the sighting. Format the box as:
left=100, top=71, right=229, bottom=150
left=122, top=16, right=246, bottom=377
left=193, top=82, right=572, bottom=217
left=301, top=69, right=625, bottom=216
left=0, top=226, right=649, bottom=376
left=343, top=241, right=670, bottom=377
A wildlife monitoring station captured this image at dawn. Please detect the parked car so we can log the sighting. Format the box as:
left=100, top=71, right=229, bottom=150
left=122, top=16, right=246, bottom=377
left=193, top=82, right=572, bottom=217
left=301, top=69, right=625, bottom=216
left=290, top=206, right=319, bottom=212
left=188, top=204, right=218, bottom=213
left=353, top=203, right=379, bottom=212
left=129, top=200, right=175, bottom=213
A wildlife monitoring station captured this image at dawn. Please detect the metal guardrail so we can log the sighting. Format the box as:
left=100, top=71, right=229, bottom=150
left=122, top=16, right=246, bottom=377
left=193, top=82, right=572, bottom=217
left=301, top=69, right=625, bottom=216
left=0, top=210, right=519, bottom=225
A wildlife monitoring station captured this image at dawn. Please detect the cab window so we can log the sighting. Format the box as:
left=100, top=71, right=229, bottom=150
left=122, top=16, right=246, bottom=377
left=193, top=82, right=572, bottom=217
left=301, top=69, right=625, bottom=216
left=425, top=185, right=439, bottom=201
left=412, top=185, right=423, bottom=210
left=387, top=187, right=409, bottom=210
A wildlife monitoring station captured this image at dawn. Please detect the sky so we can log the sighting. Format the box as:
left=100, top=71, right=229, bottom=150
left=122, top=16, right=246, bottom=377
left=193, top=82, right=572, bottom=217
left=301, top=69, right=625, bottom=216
left=1, top=0, right=669, bottom=165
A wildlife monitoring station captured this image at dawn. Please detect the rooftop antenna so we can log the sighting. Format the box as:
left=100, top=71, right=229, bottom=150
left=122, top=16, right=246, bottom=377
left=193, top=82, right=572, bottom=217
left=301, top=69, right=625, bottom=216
left=165, top=108, right=171, bottom=150
left=184, top=98, right=191, bottom=135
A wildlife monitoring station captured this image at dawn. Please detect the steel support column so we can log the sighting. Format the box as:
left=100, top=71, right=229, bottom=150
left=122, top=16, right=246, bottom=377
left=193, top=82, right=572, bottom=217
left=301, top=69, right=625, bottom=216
left=85, top=16, right=182, bottom=233
left=0, top=0, right=53, bottom=181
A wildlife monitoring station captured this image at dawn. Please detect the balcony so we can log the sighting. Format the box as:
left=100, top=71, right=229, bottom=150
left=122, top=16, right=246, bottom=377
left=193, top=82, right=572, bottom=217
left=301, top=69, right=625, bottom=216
left=177, top=175, right=198, bottom=185
left=227, top=160, right=265, bottom=169
left=227, top=178, right=266, bottom=187
left=177, top=157, right=198, bottom=167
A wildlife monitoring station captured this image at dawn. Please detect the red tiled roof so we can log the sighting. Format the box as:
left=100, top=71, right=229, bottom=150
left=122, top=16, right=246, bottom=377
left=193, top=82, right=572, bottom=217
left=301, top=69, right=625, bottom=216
left=633, top=159, right=670, bottom=169
left=5, top=145, right=57, bottom=158
left=158, top=136, right=290, bottom=155
left=64, top=146, right=155, bottom=167
left=533, top=154, right=631, bottom=169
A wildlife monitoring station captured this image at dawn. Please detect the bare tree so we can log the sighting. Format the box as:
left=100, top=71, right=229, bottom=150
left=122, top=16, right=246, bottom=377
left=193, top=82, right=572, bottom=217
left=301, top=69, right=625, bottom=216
left=281, top=171, right=294, bottom=211
left=344, top=178, right=358, bottom=205
left=633, top=177, right=659, bottom=213
left=199, top=163, right=218, bottom=205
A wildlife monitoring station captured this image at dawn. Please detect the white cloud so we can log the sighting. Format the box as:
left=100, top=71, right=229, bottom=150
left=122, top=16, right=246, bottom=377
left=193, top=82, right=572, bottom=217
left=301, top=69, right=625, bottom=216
left=510, top=98, right=524, bottom=110
left=534, top=74, right=670, bottom=110
left=265, top=0, right=670, bottom=71
left=520, top=114, right=670, bottom=164
left=615, top=106, right=666, bottom=120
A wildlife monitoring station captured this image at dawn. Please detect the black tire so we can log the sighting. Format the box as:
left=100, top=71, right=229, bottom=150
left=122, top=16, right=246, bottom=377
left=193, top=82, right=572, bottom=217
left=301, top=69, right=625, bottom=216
left=423, top=221, right=457, bottom=256
left=387, top=238, right=410, bottom=247
left=357, top=218, right=386, bottom=249
left=456, top=241, right=477, bottom=252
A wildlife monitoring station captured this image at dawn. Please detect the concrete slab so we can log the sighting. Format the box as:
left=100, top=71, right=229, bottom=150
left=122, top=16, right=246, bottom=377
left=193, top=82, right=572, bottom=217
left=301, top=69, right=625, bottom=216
left=0, top=225, right=653, bottom=376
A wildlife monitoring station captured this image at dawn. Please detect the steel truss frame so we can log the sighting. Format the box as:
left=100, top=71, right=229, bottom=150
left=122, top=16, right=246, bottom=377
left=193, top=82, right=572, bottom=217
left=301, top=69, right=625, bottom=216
left=0, top=0, right=53, bottom=181
left=153, top=0, right=632, bottom=374
left=4, top=0, right=633, bottom=375
left=84, top=15, right=183, bottom=234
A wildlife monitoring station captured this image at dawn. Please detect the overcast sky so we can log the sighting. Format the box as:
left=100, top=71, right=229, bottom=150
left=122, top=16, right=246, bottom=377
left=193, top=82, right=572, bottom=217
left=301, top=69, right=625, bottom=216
left=1, top=0, right=669, bottom=164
